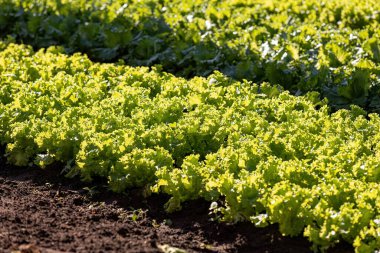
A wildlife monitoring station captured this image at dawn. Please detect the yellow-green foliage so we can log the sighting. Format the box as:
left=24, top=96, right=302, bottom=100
left=1, top=43, right=380, bottom=251
left=0, top=0, right=380, bottom=110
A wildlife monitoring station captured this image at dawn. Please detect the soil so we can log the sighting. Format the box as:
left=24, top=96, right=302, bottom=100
left=0, top=161, right=354, bottom=253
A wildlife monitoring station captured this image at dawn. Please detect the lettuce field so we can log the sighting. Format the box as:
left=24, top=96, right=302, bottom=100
left=1, top=0, right=380, bottom=252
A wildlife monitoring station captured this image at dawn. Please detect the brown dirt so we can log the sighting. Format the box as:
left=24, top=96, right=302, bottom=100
left=0, top=161, right=354, bottom=253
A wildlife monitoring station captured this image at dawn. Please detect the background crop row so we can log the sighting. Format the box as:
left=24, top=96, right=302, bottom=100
left=0, top=0, right=380, bottom=111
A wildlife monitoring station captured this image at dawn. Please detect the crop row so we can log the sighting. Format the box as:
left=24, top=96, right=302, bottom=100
left=1, top=42, right=380, bottom=252
left=0, top=0, right=380, bottom=111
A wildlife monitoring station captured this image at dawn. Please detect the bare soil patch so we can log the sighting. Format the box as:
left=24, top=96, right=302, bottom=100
left=0, top=162, right=353, bottom=253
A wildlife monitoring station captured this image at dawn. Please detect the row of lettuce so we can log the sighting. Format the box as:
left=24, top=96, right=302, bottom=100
left=1, top=43, right=380, bottom=252
left=0, top=0, right=380, bottom=111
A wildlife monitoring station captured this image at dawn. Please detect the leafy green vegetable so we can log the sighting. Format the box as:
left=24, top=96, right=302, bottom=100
left=0, top=0, right=380, bottom=110
left=1, top=43, right=380, bottom=251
